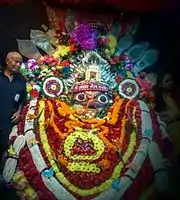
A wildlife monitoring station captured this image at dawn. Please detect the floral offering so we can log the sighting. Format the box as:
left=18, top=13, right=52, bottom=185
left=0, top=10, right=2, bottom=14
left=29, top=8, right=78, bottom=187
left=3, top=22, right=170, bottom=200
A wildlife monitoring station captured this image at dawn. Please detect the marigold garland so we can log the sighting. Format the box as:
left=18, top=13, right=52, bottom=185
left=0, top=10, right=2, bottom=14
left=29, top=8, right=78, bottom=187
left=38, top=99, right=138, bottom=197
left=7, top=96, right=159, bottom=200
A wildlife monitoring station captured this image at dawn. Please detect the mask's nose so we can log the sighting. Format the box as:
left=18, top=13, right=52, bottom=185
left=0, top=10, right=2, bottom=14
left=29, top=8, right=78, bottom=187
left=87, top=99, right=96, bottom=109
left=88, top=104, right=96, bottom=109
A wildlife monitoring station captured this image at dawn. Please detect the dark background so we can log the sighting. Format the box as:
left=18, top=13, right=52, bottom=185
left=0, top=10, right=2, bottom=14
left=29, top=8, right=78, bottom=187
left=0, top=0, right=180, bottom=78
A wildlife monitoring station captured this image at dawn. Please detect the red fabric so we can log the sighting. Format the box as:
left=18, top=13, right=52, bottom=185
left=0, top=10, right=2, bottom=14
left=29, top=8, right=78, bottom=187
left=0, top=0, right=175, bottom=10
left=44, top=0, right=175, bottom=11
left=0, top=0, right=22, bottom=5
left=48, top=8, right=137, bottom=35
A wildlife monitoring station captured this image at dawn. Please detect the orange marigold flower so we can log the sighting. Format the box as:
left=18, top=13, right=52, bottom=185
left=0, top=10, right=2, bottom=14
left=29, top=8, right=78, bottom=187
left=58, top=155, right=68, bottom=167
left=98, top=159, right=110, bottom=171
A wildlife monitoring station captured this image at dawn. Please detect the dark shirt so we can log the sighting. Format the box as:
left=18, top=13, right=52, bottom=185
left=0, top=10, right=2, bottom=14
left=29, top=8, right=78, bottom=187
left=0, top=71, right=26, bottom=130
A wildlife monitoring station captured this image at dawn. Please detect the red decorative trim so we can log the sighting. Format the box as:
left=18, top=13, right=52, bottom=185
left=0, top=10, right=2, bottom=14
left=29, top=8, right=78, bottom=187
left=0, top=0, right=23, bottom=5
left=44, top=0, right=175, bottom=11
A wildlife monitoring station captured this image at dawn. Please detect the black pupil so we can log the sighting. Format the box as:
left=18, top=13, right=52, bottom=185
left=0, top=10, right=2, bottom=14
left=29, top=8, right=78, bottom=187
left=78, top=94, right=85, bottom=101
left=99, top=95, right=107, bottom=102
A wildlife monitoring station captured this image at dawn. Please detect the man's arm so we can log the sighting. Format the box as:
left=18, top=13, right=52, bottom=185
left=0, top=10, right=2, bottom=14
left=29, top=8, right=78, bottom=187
left=18, top=79, right=27, bottom=113
left=11, top=78, right=27, bottom=124
left=18, top=102, right=25, bottom=114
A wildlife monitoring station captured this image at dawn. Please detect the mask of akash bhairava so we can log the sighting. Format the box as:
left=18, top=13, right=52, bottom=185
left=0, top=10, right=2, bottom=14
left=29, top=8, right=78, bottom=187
left=3, top=23, right=169, bottom=200
left=71, top=58, right=114, bottom=119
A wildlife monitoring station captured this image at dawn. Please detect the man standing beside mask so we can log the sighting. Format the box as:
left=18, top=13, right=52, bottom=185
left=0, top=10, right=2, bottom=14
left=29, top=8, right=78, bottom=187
left=0, top=52, right=27, bottom=169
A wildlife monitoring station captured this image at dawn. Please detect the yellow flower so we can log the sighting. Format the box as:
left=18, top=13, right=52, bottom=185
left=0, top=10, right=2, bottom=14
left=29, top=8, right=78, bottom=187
left=53, top=45, right=70, bottom=58
left=8, top=145, right=16, bottom=155
left=127, top=71, right=133, bottom=78
left=107, top=34, right=117, bottom=55
left=64, top=130, right=105, bottom=161
left=13, top=171, right=37, bottom=199
left=56, top=66, right=62, bottom=70
left=41, top=65, right=49, bottom=70
left=26, top=84, right=32, bottom=92
left=67, top=162, right=100, bottom=173
left=40, top=69, right=51, bottom=77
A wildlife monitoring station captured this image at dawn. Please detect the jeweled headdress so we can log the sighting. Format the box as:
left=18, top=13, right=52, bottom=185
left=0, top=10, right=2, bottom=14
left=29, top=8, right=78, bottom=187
left=65, top=51, right=117, bottom=93
left=18, top=20, right=158, bottom=103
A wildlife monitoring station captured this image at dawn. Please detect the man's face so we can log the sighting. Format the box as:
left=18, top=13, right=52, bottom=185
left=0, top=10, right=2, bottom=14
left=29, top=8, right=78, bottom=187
left=5, top=53, right=22, bottom=73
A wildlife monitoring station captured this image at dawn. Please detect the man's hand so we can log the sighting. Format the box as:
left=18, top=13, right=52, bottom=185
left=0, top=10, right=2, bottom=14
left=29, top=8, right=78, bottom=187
left=11, top=110, right=21, bottom=124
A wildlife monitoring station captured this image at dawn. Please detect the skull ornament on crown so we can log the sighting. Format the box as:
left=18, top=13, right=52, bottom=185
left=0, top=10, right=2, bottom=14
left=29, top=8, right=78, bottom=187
left=3, top=19, right=171, bottom=200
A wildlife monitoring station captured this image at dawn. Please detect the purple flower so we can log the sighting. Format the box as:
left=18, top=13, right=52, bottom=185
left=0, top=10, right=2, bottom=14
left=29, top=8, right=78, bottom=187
left=125, top=63, right=134, bottom=71
left=71, top=24, right=99, bottom=51
left=27, top=59, right=38, bottom=71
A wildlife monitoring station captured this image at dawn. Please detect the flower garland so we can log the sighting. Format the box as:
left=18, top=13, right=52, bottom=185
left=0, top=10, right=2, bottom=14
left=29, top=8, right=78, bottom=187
left=1, top=18, right=169, bottom=200
left=5, top=95, right=166, bottom=200
left=37, top=99, right=138, bottom=197
left=12, top=171, right=37, bottom=200
left=16, top=100, right=56, bottom=200
left=9, top=103, right=29, bottom=143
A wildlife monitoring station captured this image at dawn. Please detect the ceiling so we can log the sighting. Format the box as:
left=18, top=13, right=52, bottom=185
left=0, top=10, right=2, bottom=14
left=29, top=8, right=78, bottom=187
left=0, top=0, right=178, bottom=11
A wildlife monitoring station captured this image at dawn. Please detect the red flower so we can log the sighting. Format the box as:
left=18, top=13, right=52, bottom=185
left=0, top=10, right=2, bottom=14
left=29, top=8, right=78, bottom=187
left=98, top=37, right=110, bottom=45
left=43, top=56, right=59, bottom=65
left=139, top=71, right=146, bottom=78
left=30, top=89, right=39, bottom=98
left=104, top=37, right=110, bottom=44
left=70, top=44, right=78, bottom=52
left=61, top=60, right=70, bottom=67
left=54, top=70, right=62, bottom=76
left=115, top=76, right=123, bottom=83
left=109, top=56, right=119, bottom=64
left=38, top=59, right=43, bottom=65
left=68, top=38, right=74, bottom=44
left=51, top=58, right=59, bottom=66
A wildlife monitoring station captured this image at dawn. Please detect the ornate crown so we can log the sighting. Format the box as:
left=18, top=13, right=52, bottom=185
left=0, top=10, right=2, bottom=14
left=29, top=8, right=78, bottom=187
left=65, top=51, right=117, bottom=93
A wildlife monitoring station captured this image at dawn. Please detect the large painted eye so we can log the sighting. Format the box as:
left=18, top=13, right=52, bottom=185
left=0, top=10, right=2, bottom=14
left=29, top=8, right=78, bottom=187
left=97, top=94, right=109, bottom=104
left=74, top=93, right=87, bottom=102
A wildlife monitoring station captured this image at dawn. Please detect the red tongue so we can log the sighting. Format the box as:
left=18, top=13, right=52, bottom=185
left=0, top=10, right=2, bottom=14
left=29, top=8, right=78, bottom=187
left=71, top=139, right=96, bottom=156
